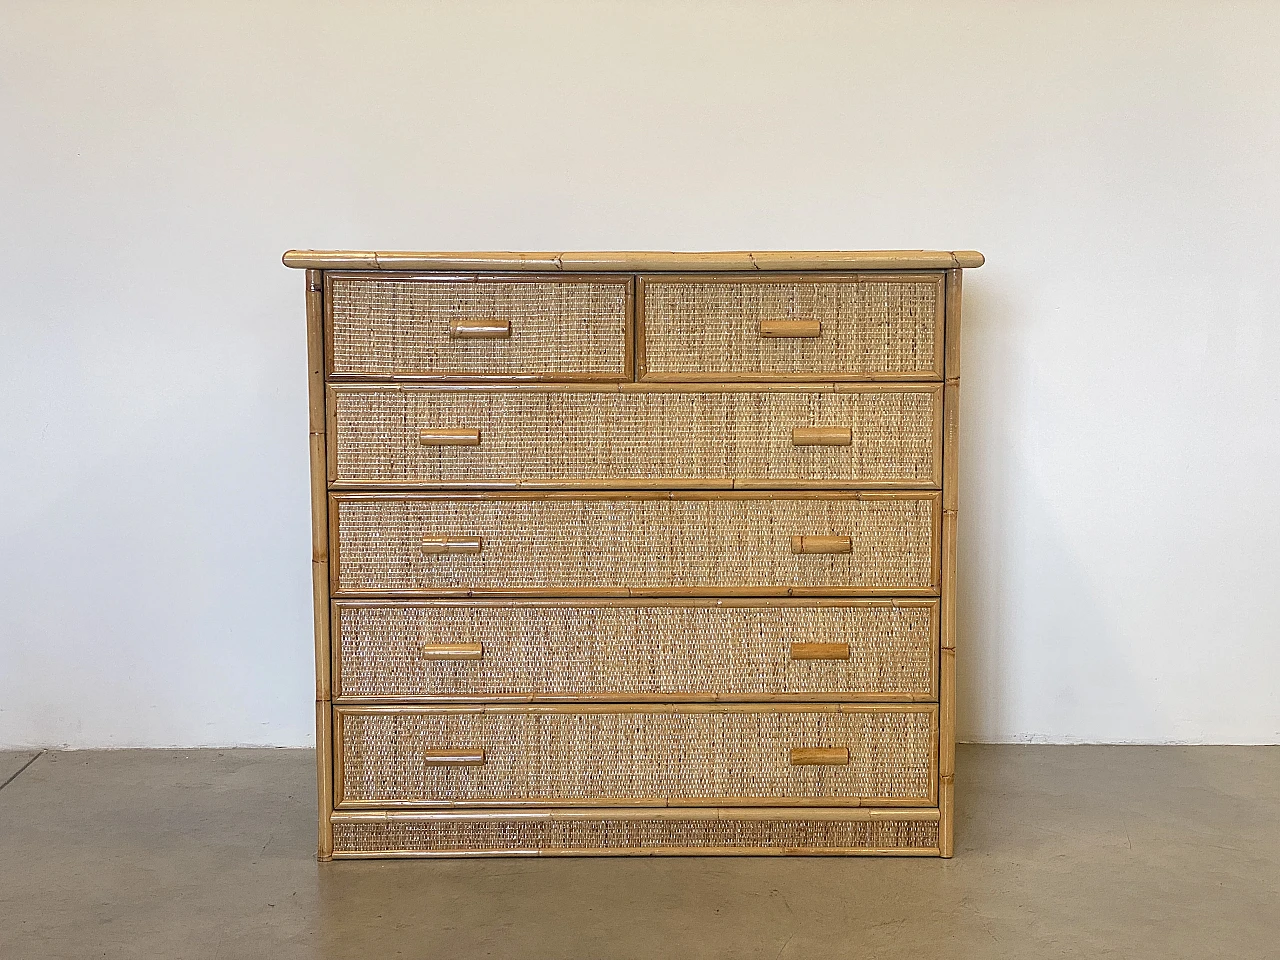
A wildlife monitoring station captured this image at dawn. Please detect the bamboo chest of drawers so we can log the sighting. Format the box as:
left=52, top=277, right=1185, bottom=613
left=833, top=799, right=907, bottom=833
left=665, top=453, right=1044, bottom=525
left=285, top=249, right=983, bottom=859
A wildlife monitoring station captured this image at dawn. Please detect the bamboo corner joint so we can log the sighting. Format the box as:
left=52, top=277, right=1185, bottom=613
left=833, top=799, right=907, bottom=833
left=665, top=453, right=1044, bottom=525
left=286, top=249, right=982, bottom=859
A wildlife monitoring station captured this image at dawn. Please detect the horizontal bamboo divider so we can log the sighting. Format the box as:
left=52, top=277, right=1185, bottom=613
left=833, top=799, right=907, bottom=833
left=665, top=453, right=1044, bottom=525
left=333, top=703, right=937, bottom=809
left=330, top=490, right=941, bottom=597
left=332, top=598, right=938, bottom=702
left=329, top=383, right=941, bottom=489
left=638, top=273, right=945, bottom=382
left=326, top=272, right=632, bottom=381
left=329, top=806, right=942, bottom=857
left=284, top=250, right=985, bottom=271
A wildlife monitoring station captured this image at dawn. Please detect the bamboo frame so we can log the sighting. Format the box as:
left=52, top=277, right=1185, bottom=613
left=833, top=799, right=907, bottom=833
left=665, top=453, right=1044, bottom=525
left=284, top=250, right=985, bottom=271
left=635, top=272, right=946, bottom=383
left=938, top=268, right=962, bottom=857
left=292, top=249, right=981, bottom=859
left=323, top=271, right=634, bottom=383
left=304, top=269, right=334, bottom=860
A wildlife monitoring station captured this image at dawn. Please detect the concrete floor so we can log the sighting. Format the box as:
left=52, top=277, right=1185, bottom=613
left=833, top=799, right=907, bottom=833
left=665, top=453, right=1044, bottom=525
left=0, top=747, right=1276, bottom=959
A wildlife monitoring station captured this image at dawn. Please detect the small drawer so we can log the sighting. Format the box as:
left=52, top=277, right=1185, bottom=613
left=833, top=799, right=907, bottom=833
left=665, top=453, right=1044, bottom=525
left=330, top=491, right=940, bottom=597
left=332, top=599, right=939, bottom=702
left=334, top=704, right=938, bottom=808
left=638, top=273, right=945, bottom=381
left=326, top=273, right=631, bottom=381
left=329, top=384, right=942, bottom=489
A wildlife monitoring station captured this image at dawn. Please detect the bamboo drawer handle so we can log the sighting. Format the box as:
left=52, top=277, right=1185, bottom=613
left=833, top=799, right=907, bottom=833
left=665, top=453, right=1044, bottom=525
left=449, top=318, right=511, bottom=339
left=790, top=747, right=850, bottom=766
left=421, top=537, right=483, bottom=555
left=421, top=642, right=484, bottom=660
left=423, top=749, right=486, bottom=766
left=790, top=535, right=852, bottom=554
left=759, top=319, right=821, bottom=338
left=791, top=427, right=852, bottom=446
left=419, top=428, right=481, bottom=446
left=789, top=642, right=851, bottom=661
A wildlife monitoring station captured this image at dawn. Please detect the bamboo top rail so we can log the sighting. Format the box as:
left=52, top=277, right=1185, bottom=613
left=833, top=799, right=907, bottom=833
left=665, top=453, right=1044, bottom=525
left=283, top=250, right=985, bottom=272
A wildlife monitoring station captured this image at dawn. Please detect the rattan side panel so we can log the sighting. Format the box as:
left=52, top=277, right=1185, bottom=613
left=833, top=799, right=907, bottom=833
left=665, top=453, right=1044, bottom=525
left=331, top=387, right=938, bottom=486
left=332, top=494, right=937, bottom=594
left=335, top=601, right=936, bottom=700
left=336, top=706, right=935, bottom=806
left=331, top=813, right=940, bottom=855
left=328, top=275, right=629, bottom=379
left=640, top=275, right=942, bottom=379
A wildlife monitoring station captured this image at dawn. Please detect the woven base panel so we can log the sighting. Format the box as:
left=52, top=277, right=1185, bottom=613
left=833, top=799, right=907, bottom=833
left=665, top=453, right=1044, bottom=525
left=330, top=809, right=941, bottom=856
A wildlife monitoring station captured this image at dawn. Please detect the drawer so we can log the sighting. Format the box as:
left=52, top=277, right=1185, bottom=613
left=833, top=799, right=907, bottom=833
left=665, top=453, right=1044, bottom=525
left=329, top=383, right=941, bottom=488
left=330, top=807, right=942, bottom=857
left=333, top=704, right=938, bottom=808
left=333, top=599, right=938, bottom=702
left=638, top=273, right=944, bottom=381
left=330, top=491, right=940, bottom=596
left=326, top=273, right=631, bottom=380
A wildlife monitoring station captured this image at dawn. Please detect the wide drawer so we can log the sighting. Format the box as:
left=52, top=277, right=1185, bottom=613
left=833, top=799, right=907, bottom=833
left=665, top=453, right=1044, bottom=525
left=333, top=599, right=938, bottom=702
left=330, top=807, right=942, bottom=857
left=329, top=384, right=941, bottom=488
left=330, top=491, right=940, bottom=596
left=638, top=273, right=944, bottom=381
left=326, top=273, right=631, bottom=380
left=334, top=704, right=937, bottom=808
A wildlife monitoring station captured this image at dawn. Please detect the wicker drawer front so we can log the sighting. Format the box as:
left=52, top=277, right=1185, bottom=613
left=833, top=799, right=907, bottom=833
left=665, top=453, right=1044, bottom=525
left=330, top=808, right=941, bottom=856
left=327, top=274, right=630, bottom=380
left=330, top=385, right=940, bottom=488
left=332, top=492, right=938, bottom=595
left=638, top=274, right=944, bottom=381
left=334, top=599, right=937, bottom=701
left=335, top=705, right=937, bottom=807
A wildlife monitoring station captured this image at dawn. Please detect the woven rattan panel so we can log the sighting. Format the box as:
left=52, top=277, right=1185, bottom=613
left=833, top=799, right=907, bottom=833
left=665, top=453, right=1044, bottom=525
left=336, top=706, right=935, bottom=806
left=331, top=386, right=939, bottom=486
left=333, top=494, right=937, bottom=594
left=335, top=601, right=936, bottom=700
left=328, top=276, right=629, bottom=378
left=331, top=814, right=940, bottom=855
left=640, top=276, right=942, bottom=379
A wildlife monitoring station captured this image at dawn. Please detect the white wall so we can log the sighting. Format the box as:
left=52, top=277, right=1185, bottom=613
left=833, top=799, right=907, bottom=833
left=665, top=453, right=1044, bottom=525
left=2, top=0, right=1278, bottom=748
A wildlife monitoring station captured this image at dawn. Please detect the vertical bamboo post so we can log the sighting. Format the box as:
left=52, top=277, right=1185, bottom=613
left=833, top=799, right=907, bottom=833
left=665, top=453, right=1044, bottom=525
left=316, top=700, right=334, bottom=859
left=938, top=267, right=962, bottom=857
left=305, top=268, right=334, bottom=860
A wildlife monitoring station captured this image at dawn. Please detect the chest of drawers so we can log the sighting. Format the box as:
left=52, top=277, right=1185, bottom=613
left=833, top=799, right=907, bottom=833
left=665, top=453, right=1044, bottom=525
left=285, top=249, right=982, bottom=859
